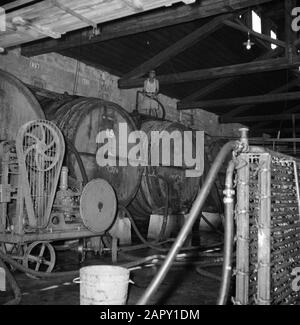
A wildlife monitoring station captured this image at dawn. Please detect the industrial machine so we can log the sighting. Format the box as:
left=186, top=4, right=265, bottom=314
left=234, top=148, right=300, bottom=305
left=138, top=129, right=300, bottom=305
left=0, top=120, right=117, bottom=273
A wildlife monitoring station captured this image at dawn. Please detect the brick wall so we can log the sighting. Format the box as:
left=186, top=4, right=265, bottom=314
left=0, top=48, right=243, bottom=137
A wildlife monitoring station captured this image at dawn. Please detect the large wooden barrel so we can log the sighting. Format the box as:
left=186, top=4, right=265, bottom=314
left=44, top=97, right=143, bottom=207
left=0, top=69, right=45, bottom=141
left=129, top=120, right=203, bottom=219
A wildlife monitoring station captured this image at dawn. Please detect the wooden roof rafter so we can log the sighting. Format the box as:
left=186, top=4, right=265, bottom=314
left=21, top=0, right=274, bottom=56
left=220, top=79, right=300, bottom=120
left=1, top=0, right=200, bottom=49
left=221, top=111, right=300, bottom=123
left=122, top=12, right=235, bottom=80
left=119, top=56, right=300, bottom=89
left=180, top=43, right=283, bottom=103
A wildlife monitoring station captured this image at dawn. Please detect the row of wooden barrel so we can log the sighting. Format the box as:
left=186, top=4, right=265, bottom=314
left=0, top=69, right=220, bottom=222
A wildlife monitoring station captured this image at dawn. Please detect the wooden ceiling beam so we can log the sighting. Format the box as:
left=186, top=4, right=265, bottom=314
left=252, top=103, right=300, bottom=130
left=120, top=57, right=300, bottom=89
left=21, top=0, right=274, bottom=57
left=2, top=0, right=36, bottom=11
left=123, top=13, right=233, bottom=79
left=220, top=79, right=300, bottom=119
left=180, top=46, right=283, bottom=103
left=179, top=91, right=300, bottom=112
left=221, top=111, right=300, bottom=123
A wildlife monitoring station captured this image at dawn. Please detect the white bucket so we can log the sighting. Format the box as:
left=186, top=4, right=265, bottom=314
left=78, top=265, right=130, bottom=305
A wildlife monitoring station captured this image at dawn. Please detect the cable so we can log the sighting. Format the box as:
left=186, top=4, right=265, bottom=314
left=119, top=205, right=223, bottom=254
left=156, top=175, right=169, bottom=242
left=118, top=205, right=169, bottom=253
left=0, top=251, right=167, bottom=305
left=217, top=160, right=235, bottom=305
left=0, top=258, right=22, bottom=305
left=200, top=213, right=223, bottom=235
left=65, top=138, right=88, bottom=186
left=196, top=263, right=223, bottom=282
left=0, top=249, right=161, bottom=280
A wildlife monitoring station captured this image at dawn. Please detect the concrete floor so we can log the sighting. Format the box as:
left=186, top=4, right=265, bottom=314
left=0, top=233, right=222, bottom=305
left=1, top=259, right=220, bottom=305
left=1, top=231, right=299, bottom=305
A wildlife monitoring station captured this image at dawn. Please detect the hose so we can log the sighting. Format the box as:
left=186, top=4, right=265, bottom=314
left=137, top=141, right=237, bottom=305
left=0, top=250, right=166, bottom=305
left=0, top=258, right=22, bottom=305
left=119, top=250, right=224, bottom=264
left=118, top=204, right=172, bottom=253
left=196, top=263, right=223, bottom=282
left=0, top=249, right=163, bottom=281
left=199, top=213, right=223, bottom=235
left=65, top=139, right=88, bottom=186
left=119, top=205, right=218, bottom=254
left=136, top=91, right=166, bottom=120
left=217, top=160, right=235, bottom=305
left=156, top=175, right=169, bottom=242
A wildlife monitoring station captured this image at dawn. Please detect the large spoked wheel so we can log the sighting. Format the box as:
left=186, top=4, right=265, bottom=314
left=22, top=122, right=61, bottom=172
left=23, top=241, right=56, bottom=275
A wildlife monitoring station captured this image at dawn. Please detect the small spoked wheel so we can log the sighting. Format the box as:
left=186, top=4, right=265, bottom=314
left=23, top=241, right=56, bottom=277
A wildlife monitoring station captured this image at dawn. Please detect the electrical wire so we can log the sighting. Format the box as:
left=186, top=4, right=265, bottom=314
left=119, top=204, right=223, bottom=254
left=199, top=213, right=223, bottom=235
left=65, top=138, right=88, bottom=186
left=195, top=263, right=223, bottom=282
left=156, top=175, right=169, bottom=242
left=118, top=205, right=170, bottom=253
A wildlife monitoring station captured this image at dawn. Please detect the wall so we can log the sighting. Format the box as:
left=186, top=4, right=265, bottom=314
left=0, top=48, right=243, bottom=137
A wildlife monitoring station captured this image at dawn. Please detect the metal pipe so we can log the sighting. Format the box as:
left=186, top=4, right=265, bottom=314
left=137, top=140, right=237, bottom=305
left=217, top=160, right=235, bottom=305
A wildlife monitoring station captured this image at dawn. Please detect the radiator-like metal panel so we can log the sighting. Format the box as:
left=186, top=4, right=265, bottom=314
left=235, top=149, right=300, bottom=305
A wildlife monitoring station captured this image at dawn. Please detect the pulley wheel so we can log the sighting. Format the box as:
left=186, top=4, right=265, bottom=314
left=80, top=179, right=117, bottom=233
left=23, top=241, right=56, bottom=273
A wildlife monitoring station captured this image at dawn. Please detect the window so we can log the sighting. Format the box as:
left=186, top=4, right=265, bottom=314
left=270, top=30, right=277, bottom=50
left=252, top=10, right=262, bottom=34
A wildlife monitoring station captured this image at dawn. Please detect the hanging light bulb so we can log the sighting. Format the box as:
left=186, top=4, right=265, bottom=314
left=243, top=32, right=254, bottom=50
